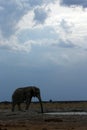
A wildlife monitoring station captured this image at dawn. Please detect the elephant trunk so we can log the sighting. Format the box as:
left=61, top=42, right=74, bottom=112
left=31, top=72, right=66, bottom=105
left=38, top=95, right=43, bottom=113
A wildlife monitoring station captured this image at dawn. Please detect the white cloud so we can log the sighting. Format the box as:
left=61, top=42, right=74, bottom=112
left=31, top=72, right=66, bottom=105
left=17, top=11, right=35, bottom=30
left=45, top=2, right=87, bottom=49
left=0, top=35, right=31, bottom=52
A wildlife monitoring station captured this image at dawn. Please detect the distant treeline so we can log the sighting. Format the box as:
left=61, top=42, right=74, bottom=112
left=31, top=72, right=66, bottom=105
left=0, top=101, right=11, bottom=104
left=42, top=100, right=87, bottom=103
left=0, top=100, right=87, bottom=104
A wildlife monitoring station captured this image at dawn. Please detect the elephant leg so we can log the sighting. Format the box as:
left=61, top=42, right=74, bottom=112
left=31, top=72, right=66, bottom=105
left=25, top=97, right=31, bottom=110
left=17, top=103, right=21, bottom=111
left=38, top=96, right=43, bottom=113
left=12, top=102, right=15, bottom=112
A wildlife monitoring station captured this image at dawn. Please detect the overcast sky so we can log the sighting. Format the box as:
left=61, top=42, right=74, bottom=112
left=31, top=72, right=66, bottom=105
left=0, top=0, right=87, bottom=101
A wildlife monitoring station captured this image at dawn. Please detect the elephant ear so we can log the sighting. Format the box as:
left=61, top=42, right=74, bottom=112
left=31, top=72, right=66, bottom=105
left=31, top=87, right=40, bottom=97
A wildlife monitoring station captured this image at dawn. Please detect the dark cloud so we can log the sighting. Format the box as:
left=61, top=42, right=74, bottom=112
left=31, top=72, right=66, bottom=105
left=0, top=0, right=29, bottom=38
left=29, top=0, right=43, bottom=7
left=52, top=39, right=76, bottom=49
left=34, top=8, right=48, bottom=24
left=0, top=0, right=52, bottom=38
left=29, top=0, right=56, bottom=7
left=58, top=40, right=75, bottom=48
left=60, top=0, right=87, bottom=8
left=60, top=19, right=73, bottom=33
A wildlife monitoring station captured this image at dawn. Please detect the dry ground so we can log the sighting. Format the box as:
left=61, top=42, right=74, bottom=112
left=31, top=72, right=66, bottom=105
left=0, top=101, right=87, bottom=130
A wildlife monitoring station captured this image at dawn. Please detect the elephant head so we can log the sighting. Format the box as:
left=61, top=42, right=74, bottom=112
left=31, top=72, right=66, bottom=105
left=12, top=86, right=43, bottom=113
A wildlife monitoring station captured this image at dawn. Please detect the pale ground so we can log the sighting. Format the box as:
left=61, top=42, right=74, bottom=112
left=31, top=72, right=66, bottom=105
left=0, top=101, right=87, bottom=130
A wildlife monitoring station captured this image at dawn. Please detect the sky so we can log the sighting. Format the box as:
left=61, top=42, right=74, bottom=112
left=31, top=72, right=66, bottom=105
left=0, top=0, right=87, bottom=101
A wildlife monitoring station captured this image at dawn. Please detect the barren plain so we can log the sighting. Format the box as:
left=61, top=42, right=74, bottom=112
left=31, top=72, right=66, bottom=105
left=0, top=101, right=87, bottom=130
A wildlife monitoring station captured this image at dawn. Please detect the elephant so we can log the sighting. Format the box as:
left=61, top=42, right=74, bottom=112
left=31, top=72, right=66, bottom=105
left=12, top=86, right=43, bottom=113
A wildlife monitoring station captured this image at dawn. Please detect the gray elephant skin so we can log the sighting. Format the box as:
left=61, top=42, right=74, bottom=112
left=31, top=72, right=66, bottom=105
left=12, top=86, right=43, bottom=113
